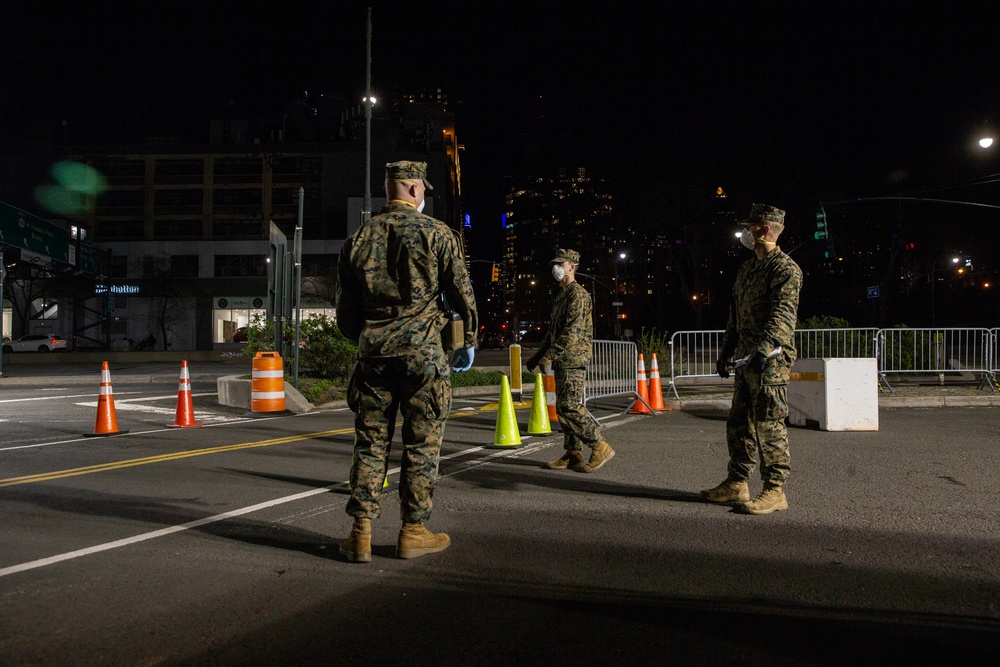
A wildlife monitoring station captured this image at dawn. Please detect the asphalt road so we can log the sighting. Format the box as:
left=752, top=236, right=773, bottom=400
left=1, top=370, right=999, bottom=665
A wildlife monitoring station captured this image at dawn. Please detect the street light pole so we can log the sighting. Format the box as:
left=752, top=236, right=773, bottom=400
left=362, top=7, right=374, bottom=225
left=293, top=187, right=304, bottom=388
left=0, top=249, right=5, bottom=378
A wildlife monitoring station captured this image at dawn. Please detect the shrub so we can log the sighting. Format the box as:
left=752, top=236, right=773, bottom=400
left=799, top=315, right=851, bottom=329
left=636, top=327, right=671, bottom=359
left=450, top=369, right=534, bottom=388
left=243, top=313, right=358, bottom=382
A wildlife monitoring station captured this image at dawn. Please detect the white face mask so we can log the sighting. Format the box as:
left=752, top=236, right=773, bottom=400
left=417, top=198, right=426, bottom=214
left=739, top=229, right=755, bottom=250
left=551, top=264, right=566, bottom=281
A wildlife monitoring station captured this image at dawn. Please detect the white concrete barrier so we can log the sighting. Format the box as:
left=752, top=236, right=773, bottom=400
left=788, top=358, right=878, bottom=431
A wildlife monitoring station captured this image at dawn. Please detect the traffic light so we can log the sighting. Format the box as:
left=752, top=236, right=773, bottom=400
left=814, top=206, right=829, bottom=240
left=491, top=265, right=499, bottom=282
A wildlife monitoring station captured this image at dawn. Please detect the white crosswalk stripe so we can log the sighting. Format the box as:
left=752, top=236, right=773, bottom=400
left=74, top=393, right=242, bottom=423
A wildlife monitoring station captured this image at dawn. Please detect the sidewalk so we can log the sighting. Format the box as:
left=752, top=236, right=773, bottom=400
left=2, top=359, right=997, bottom=409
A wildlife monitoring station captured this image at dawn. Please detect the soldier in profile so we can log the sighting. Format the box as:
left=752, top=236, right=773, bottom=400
left=703, top=204, right=803, bottom=515
left=526, top=248, right=615, bottom=473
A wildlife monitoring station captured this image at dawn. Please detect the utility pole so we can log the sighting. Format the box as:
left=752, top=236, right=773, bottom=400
left=0, top=249, right=5, bottom=377
left=293, top=187, right=304, bottom=388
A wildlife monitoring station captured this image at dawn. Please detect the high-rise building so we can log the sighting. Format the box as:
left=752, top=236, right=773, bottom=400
left=0, top=93, right=463, bottom=350
left=501, top=168, right=620, bottom=338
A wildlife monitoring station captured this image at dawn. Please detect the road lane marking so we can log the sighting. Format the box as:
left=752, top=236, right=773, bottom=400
left=0, top=392, right=142, bottom=404
left=0, top=427, right=357, bottom=488
left=0, top=411, right=481, bottom=483
left=0, top=485, right=338, bottom=577
left=0, top=413, right=630, bottom=577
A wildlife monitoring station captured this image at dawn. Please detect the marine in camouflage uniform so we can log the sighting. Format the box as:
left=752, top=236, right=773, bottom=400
left=703, top=204, right=802, bottom=514
left=526, top=249, right=615, bottom=473
left=336, top=161, right=478, bottom=560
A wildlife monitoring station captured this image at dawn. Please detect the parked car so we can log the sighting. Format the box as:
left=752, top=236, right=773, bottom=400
left=2, top=334, right=69, bottom=353
left=478, top=332, right=506, bottom=350
left=233, top=327, right=248, bottom=343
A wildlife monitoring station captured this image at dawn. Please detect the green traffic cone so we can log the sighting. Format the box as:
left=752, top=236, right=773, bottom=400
left=491, top=374, right=522, bottom=448
left=527, top=372, right=552, bottom=435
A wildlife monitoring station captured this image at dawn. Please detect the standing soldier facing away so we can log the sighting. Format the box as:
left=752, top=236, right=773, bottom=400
left=526, top=248, right=615, bottom=473
left=703, top=203, right=802, bottom=514
left=336, top=160, right=478, bottom=561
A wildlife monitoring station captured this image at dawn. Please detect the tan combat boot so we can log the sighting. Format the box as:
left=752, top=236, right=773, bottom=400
left=397, top=522, right=451, bottom=559
left=700, top=479, right=751, bottom=503
left=740, top=485, right=788, bottom=514
left=576, top=442, right=615, bottom=473
left=339, top=517, right=372, bottom=563
left=546, top=450, right=586, bottom=470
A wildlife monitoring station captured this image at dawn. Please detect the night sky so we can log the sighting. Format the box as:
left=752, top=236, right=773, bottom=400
left=4, top=1, right=1000, bottom=243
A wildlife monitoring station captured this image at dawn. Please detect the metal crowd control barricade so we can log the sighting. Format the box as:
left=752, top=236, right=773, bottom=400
left=584, top=340, right=655, bottom=414
left=666, top=330, right=726, bottom=400
left=877, top=327, right=997, bottom=393
left=991, top=329, right=1000, bottom=392
left=795, top=328, right=879, bottom=359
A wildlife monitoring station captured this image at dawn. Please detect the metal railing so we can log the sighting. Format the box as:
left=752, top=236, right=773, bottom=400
left=797, top=328, right=878, bottom=359
left=584, top=339, right=655, bottom=413
left=991, top=329, right=1000, bottom=389
left=876, top=328, right=996, bottom=391
left=666, top=330, right=725, bottom=399
left=665, top=327, right=997, bottom=398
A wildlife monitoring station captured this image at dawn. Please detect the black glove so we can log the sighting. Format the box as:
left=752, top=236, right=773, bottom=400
left=716, top=358, right=730, bottom=379
left=525, top=354, right=541, bottom=371
left=748, top=350, right=768, bottom=373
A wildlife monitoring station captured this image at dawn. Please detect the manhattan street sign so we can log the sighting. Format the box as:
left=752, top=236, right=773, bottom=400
left=0, top=200, right=70, bottom=263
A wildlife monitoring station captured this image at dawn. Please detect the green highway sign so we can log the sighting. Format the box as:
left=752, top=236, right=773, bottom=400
left=0, top=200, right=70, bottom=264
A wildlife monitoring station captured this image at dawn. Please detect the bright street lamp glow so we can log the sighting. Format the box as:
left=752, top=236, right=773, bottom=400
left=979, top=137, right=994, bottom=148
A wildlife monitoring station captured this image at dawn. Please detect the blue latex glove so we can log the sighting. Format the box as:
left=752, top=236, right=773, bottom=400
left=452, top=346, right=475, bottom=372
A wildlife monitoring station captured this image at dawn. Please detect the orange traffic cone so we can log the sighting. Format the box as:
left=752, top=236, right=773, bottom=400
left=167, top=360, right=203, bottom=428
left=648, top=353, right=668, bottom=411
left=84, top=361, right=128, bottom=436
left=628, top=354, right=653, bottom=414
left=543, top=362, right=559, bottom=423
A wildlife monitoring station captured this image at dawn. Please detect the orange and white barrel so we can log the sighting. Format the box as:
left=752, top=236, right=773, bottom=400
left=251, top=352, right=285, bottom=413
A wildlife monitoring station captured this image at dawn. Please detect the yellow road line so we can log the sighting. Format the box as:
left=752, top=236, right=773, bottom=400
left=0, top=409, right=481, bottom=488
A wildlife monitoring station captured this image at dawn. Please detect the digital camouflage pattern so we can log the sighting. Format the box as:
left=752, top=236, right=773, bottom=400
left=555, top=367, right=604, bottom=451
left=346, top=355, right=448, bottom=522
left=551, top=248, right=581, bottom=264
left=739, top=202, right=786, bottom=230
left=534, top=281, right=594, bottom=370
left=336, top=200, right=478, bottom=522
left=530, top=278, right=605, bottom=451
left=336, top=203, right=478, bottom=356
left=385, top=160, right=434, bottom=190
left=721, top=245, right=802, bottom=487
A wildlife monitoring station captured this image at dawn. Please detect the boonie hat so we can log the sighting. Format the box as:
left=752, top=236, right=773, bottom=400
left=551, top=248, right=581, bottom=264
left=385, top=160, right=434, bottom=190
left=739, top=203, right=785, bottom=229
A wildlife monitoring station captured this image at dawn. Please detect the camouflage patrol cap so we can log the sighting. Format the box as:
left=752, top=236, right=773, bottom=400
left=385, top=160, right=434, bottom=190
left=551, top=248, right=581, bottom=265
left=739, top=203, right=785, bottom=230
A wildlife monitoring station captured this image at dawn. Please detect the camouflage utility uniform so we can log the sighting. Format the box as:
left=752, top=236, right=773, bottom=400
left=533, top=280, right=605, bottom=453
left=336, top=202, right=477, bottom=524
left=719, top=246, right=802, bottom=487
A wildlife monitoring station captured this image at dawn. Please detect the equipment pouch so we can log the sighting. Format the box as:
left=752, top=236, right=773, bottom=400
left=442, top=311, right=463, bottom=352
